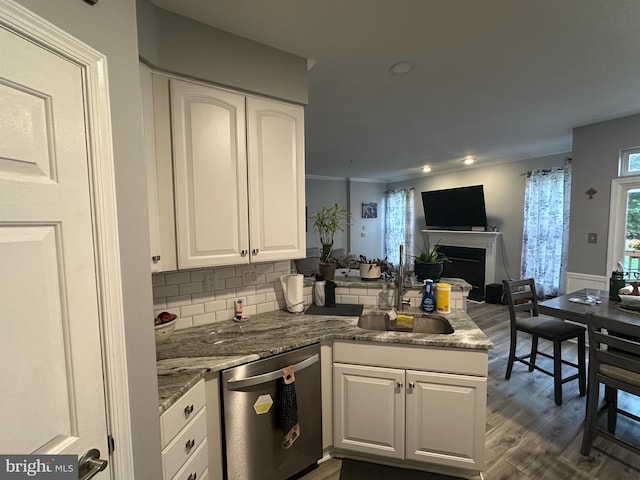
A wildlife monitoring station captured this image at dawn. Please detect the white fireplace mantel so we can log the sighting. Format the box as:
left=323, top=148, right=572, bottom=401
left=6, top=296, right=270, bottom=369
left=422, top=229, right=503, bottom=288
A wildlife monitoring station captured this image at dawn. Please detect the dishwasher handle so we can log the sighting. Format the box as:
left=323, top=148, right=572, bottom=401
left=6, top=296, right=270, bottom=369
left=227, top=353, right=319, bottom=390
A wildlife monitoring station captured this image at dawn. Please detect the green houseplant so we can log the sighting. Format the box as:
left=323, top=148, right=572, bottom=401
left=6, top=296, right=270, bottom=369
left=309, top=204, right=351, bottom=280
left=413, top=243, right=450, bottom=281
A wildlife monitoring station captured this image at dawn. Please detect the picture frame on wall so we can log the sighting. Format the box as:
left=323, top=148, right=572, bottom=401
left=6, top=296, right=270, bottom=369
left=362, top=202, right=377, bottom=218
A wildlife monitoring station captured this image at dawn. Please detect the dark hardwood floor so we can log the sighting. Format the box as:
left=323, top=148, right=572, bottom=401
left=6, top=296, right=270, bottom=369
left=301, top=301, right=640, bottom=480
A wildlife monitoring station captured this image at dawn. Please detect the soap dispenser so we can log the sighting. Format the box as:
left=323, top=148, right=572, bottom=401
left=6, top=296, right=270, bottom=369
left=378, top=283, right=390, bottom=309
left=421, top=279, right=436, bottom=313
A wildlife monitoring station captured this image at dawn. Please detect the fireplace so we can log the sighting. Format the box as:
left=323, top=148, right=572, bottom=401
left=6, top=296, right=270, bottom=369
left=438, top=246, right=486, bottom=301
left=423, top=230, right=502, bottom=302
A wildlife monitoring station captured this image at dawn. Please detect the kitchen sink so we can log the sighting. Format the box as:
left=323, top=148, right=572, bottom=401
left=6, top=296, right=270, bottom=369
left=357, top=313, right=454, bottom=334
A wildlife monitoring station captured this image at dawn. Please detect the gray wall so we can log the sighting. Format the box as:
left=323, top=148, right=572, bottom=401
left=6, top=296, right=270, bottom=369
left=570, top=113, right=640, bottom=276
left=349, top=181, right=386, bottom=260
left=306, top=177, right=349, bottom=253
left=305, top=178, right=386, bottom=259
left=388, top=153, right=567, bottom=283
left=136, top=0, right=308, bottom=105
left=14, top=0, right=162, bottom=478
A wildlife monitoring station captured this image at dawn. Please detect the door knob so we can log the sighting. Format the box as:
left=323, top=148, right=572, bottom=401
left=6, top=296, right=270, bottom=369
left=78, top=448, right=108, bottom=480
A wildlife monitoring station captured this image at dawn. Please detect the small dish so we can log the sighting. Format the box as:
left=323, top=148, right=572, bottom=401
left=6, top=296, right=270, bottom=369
left=618, top=294, right=640, bottom=309
left=154, top=312, right=177, bottom=343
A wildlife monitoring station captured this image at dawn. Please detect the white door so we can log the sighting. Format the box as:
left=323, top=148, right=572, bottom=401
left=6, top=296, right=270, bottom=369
left=0, top=9, right=110, bottom=472
left=333, top=363, right=405, bottom=459
left=171, top=79, right=249, bottom=268
left=246, top=97, right=305, bottom=262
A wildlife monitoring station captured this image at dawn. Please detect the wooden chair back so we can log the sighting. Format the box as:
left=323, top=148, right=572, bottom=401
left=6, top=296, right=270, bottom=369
left=503, top=278, right=540, bottom=324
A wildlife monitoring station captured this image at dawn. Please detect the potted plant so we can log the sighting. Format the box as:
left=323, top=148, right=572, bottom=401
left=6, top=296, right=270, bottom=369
left=358, top=255, right=393, bottom=280
left=413, top=243, right=450, bottom=281
left=309, top=204, right=351, bottom=280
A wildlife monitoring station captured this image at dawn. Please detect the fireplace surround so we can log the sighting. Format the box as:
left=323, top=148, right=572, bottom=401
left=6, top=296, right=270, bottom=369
left=422, top=230, right=502, bottom=301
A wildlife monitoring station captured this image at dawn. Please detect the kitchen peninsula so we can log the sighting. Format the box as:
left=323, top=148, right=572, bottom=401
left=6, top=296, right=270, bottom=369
left=156, top=282, right=492, bottom=480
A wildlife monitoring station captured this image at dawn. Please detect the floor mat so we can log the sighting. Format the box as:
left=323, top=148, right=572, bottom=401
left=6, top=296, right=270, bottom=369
left=305, top=304, right=363, bottom=316
left=339, top=459, right=463, bottom=480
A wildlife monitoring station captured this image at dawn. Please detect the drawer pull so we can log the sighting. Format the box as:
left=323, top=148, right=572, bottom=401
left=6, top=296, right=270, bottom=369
left=396, top=381, right=403, bottom=388
left=185, top=438, right=196, bottom=452
left=187, top=474, right=197, bottom=480
left=184, top=404, right=194, bottom=417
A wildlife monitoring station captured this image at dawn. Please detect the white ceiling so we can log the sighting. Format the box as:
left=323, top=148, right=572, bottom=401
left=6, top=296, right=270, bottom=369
left=150, top=0, right=640, bottom=181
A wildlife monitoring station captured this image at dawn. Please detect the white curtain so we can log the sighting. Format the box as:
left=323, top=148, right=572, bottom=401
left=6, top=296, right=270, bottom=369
left=384, top=188, right=414, bottom=267
left=521, top=161, right=571, bottom=296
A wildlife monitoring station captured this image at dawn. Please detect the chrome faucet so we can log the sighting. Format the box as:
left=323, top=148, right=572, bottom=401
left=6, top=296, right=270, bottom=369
left=395, top=245, right=410, bottom=310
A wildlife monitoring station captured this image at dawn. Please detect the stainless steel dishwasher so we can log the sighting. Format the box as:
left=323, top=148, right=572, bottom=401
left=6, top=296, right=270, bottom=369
left=220, top=343, right=322, bottom=480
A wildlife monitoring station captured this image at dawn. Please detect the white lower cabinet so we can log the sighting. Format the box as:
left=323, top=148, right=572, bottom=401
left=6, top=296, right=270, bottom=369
left=160, top=380, right=208, bottom=480
left=333, top=341, right=487, bottom=475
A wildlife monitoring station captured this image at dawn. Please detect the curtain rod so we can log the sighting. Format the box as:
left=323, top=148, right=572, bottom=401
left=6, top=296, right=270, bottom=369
left=520, top=167, right=567, bottom=177
left=520, top=157, right=572, bottom=177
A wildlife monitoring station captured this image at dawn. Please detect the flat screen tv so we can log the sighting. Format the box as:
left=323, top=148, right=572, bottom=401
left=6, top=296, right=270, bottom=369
left=421, top=185, right=487, bottom=230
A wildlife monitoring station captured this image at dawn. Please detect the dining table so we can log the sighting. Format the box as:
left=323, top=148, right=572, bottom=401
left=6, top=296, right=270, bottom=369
left=539, top=288, right=640, bottom=327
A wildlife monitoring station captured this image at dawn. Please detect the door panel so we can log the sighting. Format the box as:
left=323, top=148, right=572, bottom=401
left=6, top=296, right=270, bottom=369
left=333, top=363, right=405, bottom=459
left=0, top=20, right=109, bottom=462
left=171, top=79, right=249, bottom=268
left=246, top=97, right=305, bottom=262
left=406, top=371, right=486, bottom=469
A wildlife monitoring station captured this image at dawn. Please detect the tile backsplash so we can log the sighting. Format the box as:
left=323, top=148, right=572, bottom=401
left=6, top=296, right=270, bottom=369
left=152, top=261, right=312, bottom=330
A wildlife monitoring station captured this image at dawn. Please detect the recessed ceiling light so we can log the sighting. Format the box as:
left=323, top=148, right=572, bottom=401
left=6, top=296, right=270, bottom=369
left=463, top=157, right=475, bottom=165
left=389, top=61, right=414, bottom=75
left=422, top=166, right=431, bottom=173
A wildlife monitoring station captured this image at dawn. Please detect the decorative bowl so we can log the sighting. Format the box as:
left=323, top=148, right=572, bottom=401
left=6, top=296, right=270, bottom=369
left=154, top=313, right=177, bottom=343
left=618, top=294, right=640, bottom=310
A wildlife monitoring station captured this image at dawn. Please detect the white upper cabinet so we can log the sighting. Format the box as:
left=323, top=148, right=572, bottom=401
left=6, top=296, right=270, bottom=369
left=142, top=72, right=306, bottom=271
left=171, top=79, right=249, bottom=268
left=246, top=97, right=306, bottom=263
left=169, top=77, right=305, bottom=269
left=141, top=67, right=177, bottom=272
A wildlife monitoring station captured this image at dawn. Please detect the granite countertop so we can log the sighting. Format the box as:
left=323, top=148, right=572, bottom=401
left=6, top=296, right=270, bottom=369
left=156, top=305, right=492, bottom=414
left=303, top=276, right=472, bottom=291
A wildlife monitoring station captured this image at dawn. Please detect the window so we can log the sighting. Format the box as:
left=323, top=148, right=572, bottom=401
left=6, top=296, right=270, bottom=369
left=619, top=147, right=640, bottom=176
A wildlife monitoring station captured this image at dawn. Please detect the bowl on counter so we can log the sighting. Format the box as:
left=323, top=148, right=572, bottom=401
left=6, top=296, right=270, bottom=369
left=618, top=294, right=640, bottom=310
left=155, top=312, right=177, bottom=343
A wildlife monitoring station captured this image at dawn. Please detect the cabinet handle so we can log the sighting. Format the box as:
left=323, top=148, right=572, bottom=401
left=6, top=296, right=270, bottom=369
left=252, top=248, right=259, bottom=255
left=184, top=404, right=194, bottom=417
left=240, top=249, right=247, bottom=256
left=187, top=474, right=197, bottom=480
left=185, top=438, right=196, bottom=452
left=409, top=381, right=415, bottom=389
left=151, top=255, right=161, bottom=263
left=396, top=381, right=403, bottom=388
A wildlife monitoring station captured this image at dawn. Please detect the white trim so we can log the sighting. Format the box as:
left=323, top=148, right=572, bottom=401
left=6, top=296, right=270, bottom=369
left=566, top=272, right=607, bottom=293
left=606, top=175, right=640, bottom=277
left=422, top=230, right=502, bottom=288
left=0, top=1, right=133, bottom=478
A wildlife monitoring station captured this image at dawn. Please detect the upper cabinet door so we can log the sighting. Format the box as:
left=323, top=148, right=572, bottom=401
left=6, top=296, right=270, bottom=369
left=246, top=97, right=306, bottom=263
left=171, top=79, right=249, bottom=268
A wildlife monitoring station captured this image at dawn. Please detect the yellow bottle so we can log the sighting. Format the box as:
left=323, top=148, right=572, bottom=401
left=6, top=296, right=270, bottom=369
left=435, top=283, right=451, bottom=313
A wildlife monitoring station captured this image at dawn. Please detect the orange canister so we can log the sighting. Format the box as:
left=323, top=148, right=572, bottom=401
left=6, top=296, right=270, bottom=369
left=435, top=282, right=451, bottom=313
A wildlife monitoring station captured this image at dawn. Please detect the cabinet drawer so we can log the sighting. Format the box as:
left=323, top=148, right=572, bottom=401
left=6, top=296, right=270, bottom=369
left=162, top=408, right=207, bottom=480
left=333, top=340, right=487, bottom=376
left=161, top=380, right=206, bottom=447
left=170, top=438, right=208, bottom=480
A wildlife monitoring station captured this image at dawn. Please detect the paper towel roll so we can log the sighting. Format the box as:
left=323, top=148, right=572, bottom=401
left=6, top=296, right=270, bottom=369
left=280, top=274, right=305, bottom=313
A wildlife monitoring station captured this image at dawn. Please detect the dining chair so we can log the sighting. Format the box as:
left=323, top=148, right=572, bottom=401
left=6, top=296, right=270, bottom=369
left=580, top=314, right=640, bottom=456
left=502, top=278, right=586, bottom=406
